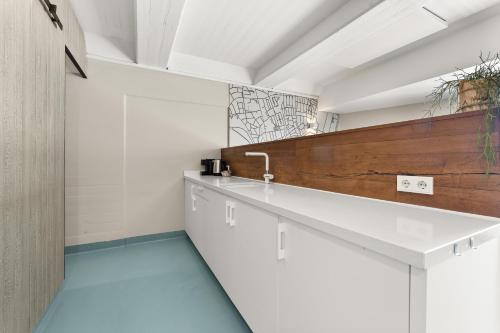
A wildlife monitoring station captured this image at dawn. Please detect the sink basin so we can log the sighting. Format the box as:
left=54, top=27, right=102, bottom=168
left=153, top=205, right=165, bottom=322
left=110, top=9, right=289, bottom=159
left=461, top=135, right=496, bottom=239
left=219, top=182, right=264, bottom=189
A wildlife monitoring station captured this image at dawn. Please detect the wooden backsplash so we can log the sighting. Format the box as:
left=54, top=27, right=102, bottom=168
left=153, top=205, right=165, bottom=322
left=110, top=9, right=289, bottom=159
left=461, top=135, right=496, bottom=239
left=222, top=111, right=500, bottom=218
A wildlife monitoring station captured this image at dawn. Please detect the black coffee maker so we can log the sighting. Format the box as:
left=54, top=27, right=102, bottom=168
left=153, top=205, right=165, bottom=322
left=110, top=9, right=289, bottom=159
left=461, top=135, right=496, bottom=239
left=201, top=159, right=227, bottom=176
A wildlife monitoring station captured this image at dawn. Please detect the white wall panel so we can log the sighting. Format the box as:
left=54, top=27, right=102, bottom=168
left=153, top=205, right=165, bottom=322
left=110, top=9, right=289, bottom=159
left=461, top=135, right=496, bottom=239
left=125, top=95, right=226, bottom=237
left=65, top=58, right=227, bottom=245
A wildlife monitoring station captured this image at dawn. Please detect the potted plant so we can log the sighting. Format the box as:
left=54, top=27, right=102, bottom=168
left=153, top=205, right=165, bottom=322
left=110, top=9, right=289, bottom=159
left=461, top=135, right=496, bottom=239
left=428, top=53, right=500, bottom=172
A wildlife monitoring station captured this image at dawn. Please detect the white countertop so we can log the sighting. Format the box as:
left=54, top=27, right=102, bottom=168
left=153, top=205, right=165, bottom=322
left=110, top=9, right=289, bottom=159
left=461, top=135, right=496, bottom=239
left=184, top=171, right=500, bottom=269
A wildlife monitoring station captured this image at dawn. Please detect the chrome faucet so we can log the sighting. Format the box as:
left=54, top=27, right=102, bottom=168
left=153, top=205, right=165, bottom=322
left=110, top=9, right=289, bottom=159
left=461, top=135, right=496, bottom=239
left=244, top=152, right=274, bottom=184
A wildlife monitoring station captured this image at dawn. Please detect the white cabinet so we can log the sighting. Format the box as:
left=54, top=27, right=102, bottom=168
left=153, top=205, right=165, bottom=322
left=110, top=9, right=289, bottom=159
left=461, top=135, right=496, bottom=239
left=184, top=182, right=196, bottom=241
left=184, top=178, right=500, bottom=333
left=184, top=181, right=207, bottom=256
left=227, top=198, right=278, bottom=333
left=205, top=190, right=279, bottom=333
left=204, top=189, right=233, bottom=285
left=185, top=183, right=278, bottom=333
left=277, top=219, right=410, bottom=333
left=410, top=238, right=500, bottom=333
left=184, top=181, right=409, bottom=333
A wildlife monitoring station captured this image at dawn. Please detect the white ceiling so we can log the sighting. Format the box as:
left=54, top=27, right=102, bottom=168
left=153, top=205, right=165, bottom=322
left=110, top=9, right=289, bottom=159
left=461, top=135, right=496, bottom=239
left=71, top=0, right=500, bottom=112
left=174, top=0, right=350, bottom=69
left=71, top=0, right=136, bottom=62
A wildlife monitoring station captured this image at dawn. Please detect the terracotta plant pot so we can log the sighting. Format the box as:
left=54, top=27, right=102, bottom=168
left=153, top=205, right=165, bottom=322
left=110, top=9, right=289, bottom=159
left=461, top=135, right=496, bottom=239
left=458, top=79, right=489, bottom=112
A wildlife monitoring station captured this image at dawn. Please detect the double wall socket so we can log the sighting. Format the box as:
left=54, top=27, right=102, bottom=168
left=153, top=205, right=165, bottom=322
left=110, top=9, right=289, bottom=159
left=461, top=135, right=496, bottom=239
left=397, top=175, right=434, bottom=195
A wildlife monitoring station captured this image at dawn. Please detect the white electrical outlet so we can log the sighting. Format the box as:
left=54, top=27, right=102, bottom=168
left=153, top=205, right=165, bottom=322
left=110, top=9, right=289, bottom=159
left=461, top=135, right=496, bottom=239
left=397, top=175, right=434, bottom=195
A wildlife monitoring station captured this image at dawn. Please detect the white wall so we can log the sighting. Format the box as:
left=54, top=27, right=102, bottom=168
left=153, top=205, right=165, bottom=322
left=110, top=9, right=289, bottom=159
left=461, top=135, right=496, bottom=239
left=337, top=103, right=448, bottom=131
left=65, top=58, right=228, bottom=246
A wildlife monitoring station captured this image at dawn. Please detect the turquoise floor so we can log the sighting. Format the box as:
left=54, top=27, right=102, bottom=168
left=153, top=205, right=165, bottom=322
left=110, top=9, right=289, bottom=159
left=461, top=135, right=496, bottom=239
left=35, top=235, right=251, bottom=333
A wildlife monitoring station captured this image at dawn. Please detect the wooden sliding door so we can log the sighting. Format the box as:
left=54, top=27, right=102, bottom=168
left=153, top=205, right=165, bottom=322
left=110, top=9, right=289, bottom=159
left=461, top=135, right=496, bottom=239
left=1, top=0, right=32, bottom=331
left=1, top=0, right=65, bottom=331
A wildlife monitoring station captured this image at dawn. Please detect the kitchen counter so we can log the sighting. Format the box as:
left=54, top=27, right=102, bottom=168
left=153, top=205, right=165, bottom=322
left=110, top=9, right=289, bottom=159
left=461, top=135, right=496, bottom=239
left=184, top=171, right=500, bottom=268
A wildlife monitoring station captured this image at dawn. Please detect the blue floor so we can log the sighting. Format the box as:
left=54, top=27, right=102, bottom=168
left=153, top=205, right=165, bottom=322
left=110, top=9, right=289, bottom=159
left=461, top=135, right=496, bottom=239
left=35, top=235, right=251, bottom=333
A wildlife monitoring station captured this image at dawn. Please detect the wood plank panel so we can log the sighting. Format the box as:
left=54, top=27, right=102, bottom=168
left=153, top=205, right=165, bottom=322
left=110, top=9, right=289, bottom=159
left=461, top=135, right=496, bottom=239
left=0, top=0, right=32, bottom=331
left=1, top=0, right=66, bottom=332
left=58, top=0, right=87, bottom=76
left=29, top=0, right=66, bottom=328
left=222, top=111, right=500, bottom=217
left=30, top=0, right=48, bottom=325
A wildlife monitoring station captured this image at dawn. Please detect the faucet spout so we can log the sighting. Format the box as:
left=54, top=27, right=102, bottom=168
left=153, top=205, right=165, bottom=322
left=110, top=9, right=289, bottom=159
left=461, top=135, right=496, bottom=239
left=245, top=152, right=269, bottom=172
left=244, top=152, right=274, bottom=183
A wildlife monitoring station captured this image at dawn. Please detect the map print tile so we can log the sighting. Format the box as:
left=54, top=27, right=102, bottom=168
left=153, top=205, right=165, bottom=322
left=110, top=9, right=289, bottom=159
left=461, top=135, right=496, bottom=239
left=228, top=84, right=338, bottom=146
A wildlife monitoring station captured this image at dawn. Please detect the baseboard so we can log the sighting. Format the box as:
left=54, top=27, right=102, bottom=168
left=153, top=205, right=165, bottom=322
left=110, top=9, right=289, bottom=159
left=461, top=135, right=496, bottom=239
left=64, top=230, right=187, bottom=255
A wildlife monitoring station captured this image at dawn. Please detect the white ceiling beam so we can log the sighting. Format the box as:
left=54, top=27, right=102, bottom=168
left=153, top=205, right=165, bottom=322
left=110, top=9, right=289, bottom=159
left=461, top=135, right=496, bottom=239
left=253, top=0, right=383, bottom=88
left=168, top=52, right=254, bottom=86
left=318, top=6, right=500, bottom=111
left=136, top=0, right=186, bottom=68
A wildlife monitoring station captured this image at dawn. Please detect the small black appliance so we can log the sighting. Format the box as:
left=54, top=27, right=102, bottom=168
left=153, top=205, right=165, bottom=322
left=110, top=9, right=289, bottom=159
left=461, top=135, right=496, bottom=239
left=200, top=159, right=227, bottom=176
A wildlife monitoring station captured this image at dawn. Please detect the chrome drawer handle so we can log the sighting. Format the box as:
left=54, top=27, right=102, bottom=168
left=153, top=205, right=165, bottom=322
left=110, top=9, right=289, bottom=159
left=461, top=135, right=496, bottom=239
left=469, top=237, right=478, bottom=250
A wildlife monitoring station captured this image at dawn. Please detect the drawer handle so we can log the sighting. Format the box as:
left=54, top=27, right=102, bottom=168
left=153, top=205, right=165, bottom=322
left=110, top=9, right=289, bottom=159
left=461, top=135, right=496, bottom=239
left=277, top=223, right=286, bottom=260
left=190, top=185, right=196, bottom=211
left=469, top=237, right=478, bottom=250
left=225, top=201, right=230, bottom=224
left=229, top=202, right=236, bottom=227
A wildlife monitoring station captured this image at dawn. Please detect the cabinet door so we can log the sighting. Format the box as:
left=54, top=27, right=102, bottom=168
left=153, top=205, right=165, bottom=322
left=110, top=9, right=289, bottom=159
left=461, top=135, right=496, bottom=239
left=184, top=182, right=199, bottom=247
left=184, top=181, right=207, bottom=256
left=193, top=193, right=208, bottom=257
left=418, top=238, right=500, bottom=333
left=278, top=219, right=410, bottom=333
left=204, top=189, right=233, bottom=286
left=201, top=191, right=279, bottom=333
left=229, top=200, right=279, bottom=333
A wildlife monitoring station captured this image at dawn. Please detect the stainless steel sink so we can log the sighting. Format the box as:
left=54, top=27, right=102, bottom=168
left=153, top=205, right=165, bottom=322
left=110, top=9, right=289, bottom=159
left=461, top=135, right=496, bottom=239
left=219, top=182, right=264, bottom=189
